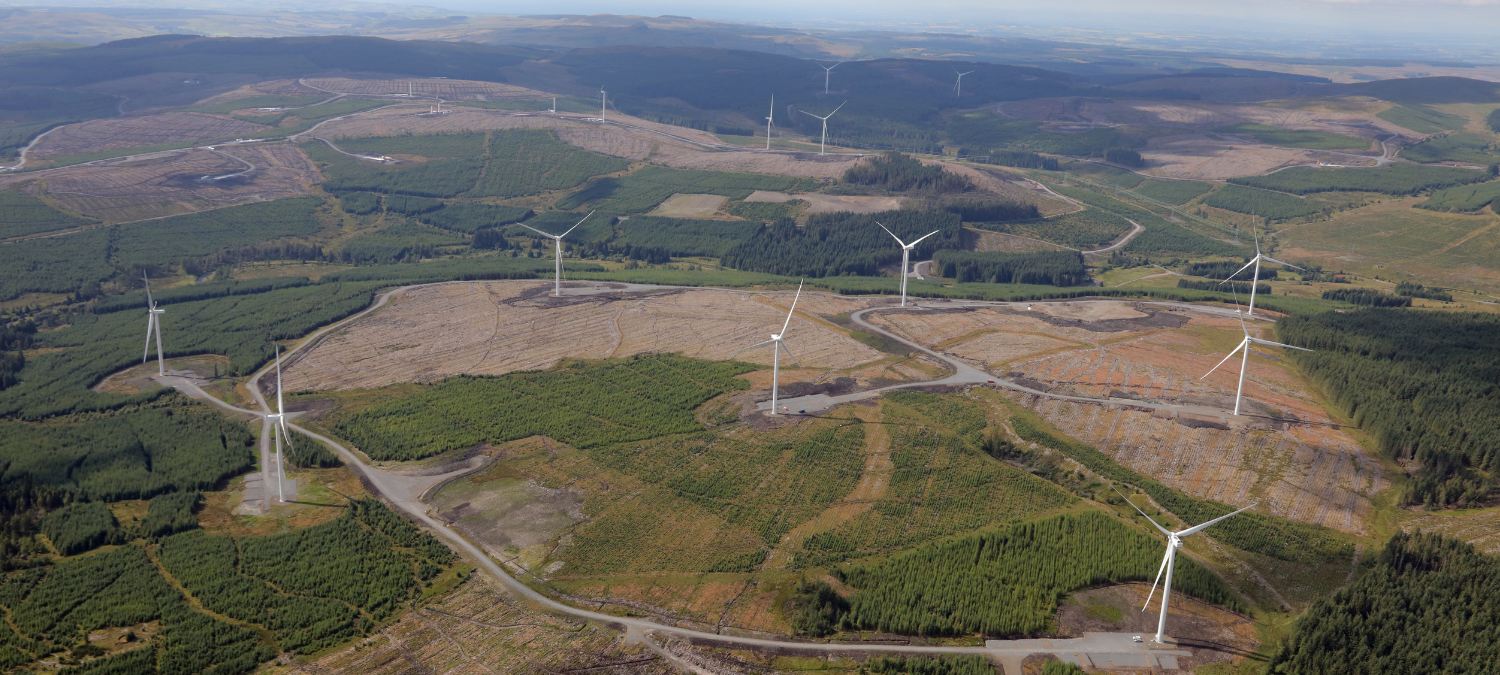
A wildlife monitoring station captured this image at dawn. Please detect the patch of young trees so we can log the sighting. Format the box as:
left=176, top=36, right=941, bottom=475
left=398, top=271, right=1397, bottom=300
left=721, top=211, right=963, bottom=278
left=843, top=152, right=973, bottom=193
left=933, top=250, right=1089, bottom=286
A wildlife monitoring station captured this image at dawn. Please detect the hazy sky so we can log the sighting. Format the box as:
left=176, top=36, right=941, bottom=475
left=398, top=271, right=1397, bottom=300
left=429, top=0, right=1500, bottom=48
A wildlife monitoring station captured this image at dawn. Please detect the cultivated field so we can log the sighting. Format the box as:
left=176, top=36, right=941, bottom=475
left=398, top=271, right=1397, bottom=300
left=744, top=190, right=902, bottom=213
left=648, top=193, right=727, bottom=217
left=30, top=112, right=266, bottom=158
left=966, top=227, right=1071, bottom=253
left=1, top=144, right=320, bottom=223
left=282, top=282, right=887, bottom=392
left=306, top=575, right=672, bottom=675
left=300, top=76, right=551, bottom=101
left=872, top=302, right=1387, bottom=534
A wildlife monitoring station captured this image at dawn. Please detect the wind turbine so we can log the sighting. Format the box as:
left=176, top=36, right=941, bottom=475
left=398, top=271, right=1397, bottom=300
left=266, top=346, right=296, bottom=504
left=800, top=102, right=845, bottom=155
left=1221, top=220, right=1303, bottom=316
left=765, top=95, right=775, bottom=150
left=599, top=89, right=606, bottom=122
left=730, top=280, right=804, bottom=415
left=141, top=272, right=165, bottom=377
left=953, top=70, right=974, bottom=97
left=519, top=211, right=595, bottom=297
left=877, top=222, right=939, bottom=307
left=1114, top=486, right=1256, bottom=645
left=819, top=61, right=843, bottom=94
left=1201, top=291, right=1313, bottom=416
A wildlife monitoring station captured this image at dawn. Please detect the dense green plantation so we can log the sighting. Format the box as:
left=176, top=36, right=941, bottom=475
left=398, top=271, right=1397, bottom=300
left=338, top=222, right=467, bottom=263
left=946, top=113, right=1154, bottom=157
left=557, top=165, right=815, bottom=213
left=845, top=151, right=973, bottom=193
left=316, top=130, right=628, bottom=199
left=615, top=216, right=757, bottom=257
left=1417, top=180, right=1500, bottom=211
left=112, top=198, right=325, bottom=270
left=1046, top=183, right=1244, bottom=257
left=1269, top=532, right=1500, bottom=675
left=38, top=502, right=122, bottom=556
left=967, top=150, right=1059, bottom=171
left=0, top=188, right=96, bottom=238
left=976, top=209, right=1131, bottom=249
left=1007, top=413, right=1351, bottom=564
left=1400, top=132, right=1500, bottom=164
left=1376, top=104, right=1470, bottom=134
left=0, top=227, right=115, bottom=301
left=1184, top=260, right=1279, bottom=281
left=865, top=656, right=998, bottom=675
left=470, top=129, right=630, bottom=197
left=932, top=250, right=1089, bottom=286
left=833, top=511, right=1243, bottom=636
left=1278, top=309, right=1500, bottom=507
left=416, top=203, right=533, bottom=232
left=0, top=282, right=383, bottom=419
left=1216, top=123, right=1369, bottom=150
left=1201, top=184, right=1323, bottom=221
left=1320, top=288, right=1411, bottom=307
left=330, top=355, right=754, bottom=460
left=1230, top=164, right=1489, bottom=195
left=1131, top=179, right=1212, bottom=205
left=0, top=403, right=254, bottom=504
left=0, top=498, right=454, bottom=673
left=721, top=211, right=963, bottom=277
left=0, top=544, right=271, bottom=674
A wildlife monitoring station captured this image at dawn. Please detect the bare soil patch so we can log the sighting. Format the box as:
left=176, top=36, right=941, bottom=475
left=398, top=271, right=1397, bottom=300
left=744, top=191, right=902, bottom=214
left=32, top=112, right=265, bottom=159
left=966, top=227, right=1071, bottom=253
left=283, top=281, right=885, bottom=392
left=1000, top=97, right=1414, bottom=141
left=648, top=193, right=727, bottom=217
left=3, top=144, right=320, bottom=223
left=1059, top=584, right=1258, bottom=672
left=1140, top=133, right=1322, bottom=180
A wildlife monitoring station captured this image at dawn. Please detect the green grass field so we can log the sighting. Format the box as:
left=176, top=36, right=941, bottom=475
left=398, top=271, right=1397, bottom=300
left=1217, top=123, right=1369, bottom=150
left=1399, top=132, right=1500, bottom=164
left=1417, top=181, right=1500, bottom=212
left=1132, top=179, right=1213, bottom=205
left=1377, top=104, right=1471, bottom=134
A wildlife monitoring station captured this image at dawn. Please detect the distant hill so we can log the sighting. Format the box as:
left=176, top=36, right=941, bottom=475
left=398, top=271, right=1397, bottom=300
left=0, top=35, right=540, bottom=87
left=1340, top=76, right=1500, bottom=103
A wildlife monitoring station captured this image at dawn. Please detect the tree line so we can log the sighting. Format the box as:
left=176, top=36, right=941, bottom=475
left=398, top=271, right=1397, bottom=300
left=721, top=211, right=964, bottom=278
left=1278, top=309, right=1500, bottom=507
left=933, top=250, right=1089, bottom=286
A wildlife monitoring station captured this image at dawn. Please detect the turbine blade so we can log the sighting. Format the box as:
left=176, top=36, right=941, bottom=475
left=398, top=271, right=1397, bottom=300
left=779, top=340, right=803, bottom=369
left=558, top=210, right=595, bottom=239
left=275, top=346, right=284, bottom=416
left=876, top=222, right=907, bottom=248
left=780, top=280, right=804, bottom=335
left=1178, top=502, right=1258, bottom=537
left=799, top=110, right=821, bottom=119
left=517, top=223, right=557, bottom=238
left=728, top=340, right=777, bottom=359
left=1201, top=340, right=1248, bottom=380
left=829, top=101, right=846, bottom=116
left=1261, top=255, right=1306, bottom=271
left=1111, top=485, right=1172, bottom=536
left=1249, top=337, right=1314, bottom=352
left=908, top=229, right=941, bottom=247
left=143, top=314, right=154, bottom=363
left=281, top=418, right=296, bottom=461
left=1142, top=549, right=1170, bottom=612
left=142, top=273, right=154, bottom=306
left=1252, top=222, right=1262, bottom=255
left=1218, top=259, right=1257, bottom=284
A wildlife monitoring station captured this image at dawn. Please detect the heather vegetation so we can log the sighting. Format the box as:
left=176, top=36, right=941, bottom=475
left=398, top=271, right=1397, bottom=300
left=1230, top=164, right=1489, bottom=195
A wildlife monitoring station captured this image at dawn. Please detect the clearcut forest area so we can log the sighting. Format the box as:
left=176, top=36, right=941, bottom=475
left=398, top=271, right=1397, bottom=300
left=3, top=22, right=1500, bottom=675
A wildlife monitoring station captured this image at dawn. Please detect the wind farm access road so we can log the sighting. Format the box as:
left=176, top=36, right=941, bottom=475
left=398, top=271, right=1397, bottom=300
left=159, top=283, right=1262, bottom=671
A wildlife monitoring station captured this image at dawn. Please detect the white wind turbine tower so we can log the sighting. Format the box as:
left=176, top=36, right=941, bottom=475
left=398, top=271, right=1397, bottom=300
left=730, top=280, right=804, bottom=415
left=519, top=211, right=595, bottom=297
left=266, top=346, right=297, bottom=504
left=1114, top=486, right=1256, bottom=645
left=765, top=95, right=775, bottom=150
left=599, top=89, right=607, bottom=122
left=800, top=102, right=845, bottom=155
left=1221, top=219, right=1302, bottom=316
left=1201, top=291, right=1313, bottom=416
left=877, top=222, right=939, bottom=307
left=141, top=273, right=166, bottom=377
left=953, top=70, right=974, bottom=97
left=819, top=61, right=843, bottom=94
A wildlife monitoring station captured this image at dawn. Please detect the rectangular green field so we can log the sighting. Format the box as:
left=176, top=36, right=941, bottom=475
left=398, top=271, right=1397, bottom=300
left=1217, top=123, right=1370, bottom=150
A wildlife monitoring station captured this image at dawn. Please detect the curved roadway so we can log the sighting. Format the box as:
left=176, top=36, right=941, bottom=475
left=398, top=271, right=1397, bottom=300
left=154, top=282, right=1234, bottom=669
